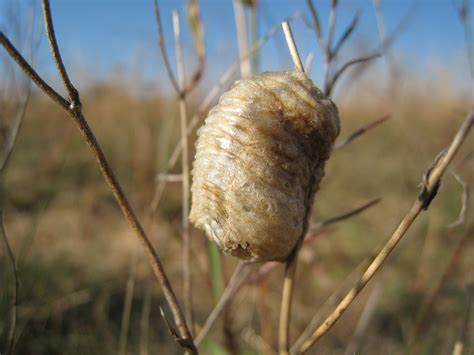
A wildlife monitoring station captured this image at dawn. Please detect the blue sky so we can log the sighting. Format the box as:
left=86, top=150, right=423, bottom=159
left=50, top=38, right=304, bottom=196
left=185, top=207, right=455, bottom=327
left=1, top=0, right=473, bottom=96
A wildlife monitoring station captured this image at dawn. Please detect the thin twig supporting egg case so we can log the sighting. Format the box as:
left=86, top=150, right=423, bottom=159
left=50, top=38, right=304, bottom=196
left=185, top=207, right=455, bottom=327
left=190, top=70, right=340, bottom=262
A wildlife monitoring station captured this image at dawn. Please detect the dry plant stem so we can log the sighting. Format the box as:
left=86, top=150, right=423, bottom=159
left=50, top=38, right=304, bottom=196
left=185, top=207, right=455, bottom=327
left=1, top=215, right=18, bottom=355
left=325, top=53, right=381, bottom=96
left=309, top=198, right=380, bottom=231
left=305, top=0, right=326, bottom=55
left=290, top=259, right=371, bottom=353
left=195, top=261, right=251, bottom=347
left=281, top=22, right=304, bottom=72
left=156, top=173, right=183, bottom=182
left=372, top=0, right=388, bottom=58
left=0, top=5, right=196, bottom=352
left=279, top=247, right=301, bottom=355
left=323, top=0, right=338, bottom=92
left=343, top=282, right=382, bottom=355
left=153, top=0, right=205, bottom=95
left=332, top=11, right=360, bottom=59
left=333, top=114, right=390, bottom=150
left=150, top=12, right=301, bottom=211
left=233, top=0, right=251, bottom=78
left=0, top=87, right=31, bottom=173
left=279, top=20, right=305, bottom=355
left=326, top=0, right=338, bottom=53
left=153, top=0, right=180, bottom=94
left=295, top=110, right=474, bottom=354
left=173, top=9, right=194, bottom=335
left=0, top=33, right=68, bottom=108
left=304, top=53, right=314, bottom=74
left=139, top=284, right=152, bottom=355
left=118, top=270, right=135, bottom=355
left=184, top=0, right=205, bottom=92
left=41, top=0, right=79, bottom=105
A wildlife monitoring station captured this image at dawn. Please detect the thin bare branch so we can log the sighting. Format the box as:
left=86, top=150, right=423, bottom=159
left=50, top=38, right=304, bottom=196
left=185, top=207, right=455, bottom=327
left=326, top=0, right=338, bottom=54
left=173, top=8, right=194, bottom=335
left=333, top=114, right=391, bottom=150
left=195, top=261, right=252, bottom=347
left=455, top=0, right=474, bottom=80
left=343, top=282, right=382, bottom=355
left=332, top=10, right=360, bottom=59
left=294, top=110, right=474, bottom=354
left=372, top=0, right=387, bottom=54
left=304, top=0, right=330, bottom=92
left=41, top=0, right=79, bottom=106
left=447, top=171, right=470, bottom=228
left=184, top=0, right=205, bottom=92
left=310, top=198, right=381, bottom=231
left=153, top=0, right=180, bottom=95
left=0, top=32, right=69, bottom=109
left=156, top=173, right=183, bottom=182
left=0, top=85, right=31, bottom=173
left=281, top=198, right=380, bottom=355
left=305, top=0, right=322, bottom=40
left=1, top=4, right=196, bottom=351
left=290, top=258, right=371, bottom=353
left=326, top=53, right=381, bottom=96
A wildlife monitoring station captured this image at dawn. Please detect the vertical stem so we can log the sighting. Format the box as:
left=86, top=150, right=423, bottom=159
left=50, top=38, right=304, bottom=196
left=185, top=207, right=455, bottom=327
left=279, top=247, right=300, bottom=355
left=279, top=20, right=306, bottom=355
left=323, top=1, right=338, bottom=94
left=233, top=0, right=251, bottom=78
left=118, top=265, right=135, bottom=355
left=139, top=284, right=152, bottom=355
left=207, top=240, right=224, bottom=301
left=173, top=9, right=193, bottom=335
left=281, top=22, right=304, bottom=73
left=249, top=2, right=259, bottom=74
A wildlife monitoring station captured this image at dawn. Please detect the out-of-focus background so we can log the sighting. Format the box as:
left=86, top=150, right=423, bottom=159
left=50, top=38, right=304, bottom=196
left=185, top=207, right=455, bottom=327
left=0, top=0, right=473, bottom=354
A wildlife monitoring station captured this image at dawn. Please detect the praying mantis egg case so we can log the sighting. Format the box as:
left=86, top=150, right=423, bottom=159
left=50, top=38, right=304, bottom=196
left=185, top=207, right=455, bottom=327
left=189, top=70, right=340, bottom=262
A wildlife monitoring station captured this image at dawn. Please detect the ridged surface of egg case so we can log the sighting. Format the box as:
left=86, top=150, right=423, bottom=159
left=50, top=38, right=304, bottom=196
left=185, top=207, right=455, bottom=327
left=190, top=70, right=340, bottom=262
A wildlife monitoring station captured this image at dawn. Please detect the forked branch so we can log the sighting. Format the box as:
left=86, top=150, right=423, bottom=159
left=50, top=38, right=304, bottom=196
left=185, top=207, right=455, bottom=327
left=0, top=1, right=195, bottom=352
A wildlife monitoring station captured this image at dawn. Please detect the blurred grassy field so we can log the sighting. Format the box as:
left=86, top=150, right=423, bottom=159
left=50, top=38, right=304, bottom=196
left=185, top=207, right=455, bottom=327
left=0, top=62, right=473, bottom=355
